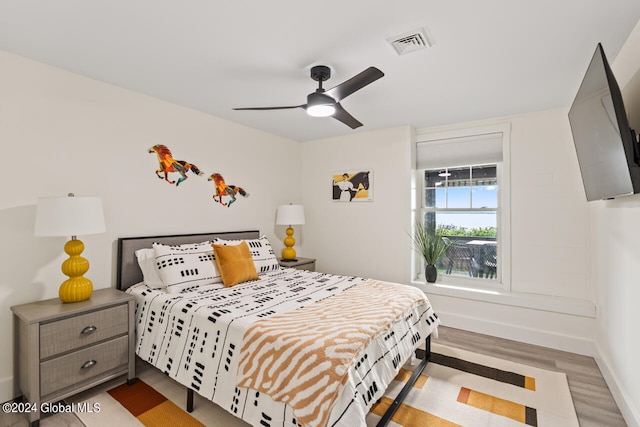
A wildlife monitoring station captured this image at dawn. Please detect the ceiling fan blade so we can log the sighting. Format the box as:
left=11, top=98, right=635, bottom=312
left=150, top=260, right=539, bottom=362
left=233, top=105, right=303, bottom=111
left=332, top=103, right=363, bottom=129
left=325, top=67, right=384, bottom=102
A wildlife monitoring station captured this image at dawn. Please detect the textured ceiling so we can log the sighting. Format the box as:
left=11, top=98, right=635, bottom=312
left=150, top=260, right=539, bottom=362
left=2, top=0, right=640, bottom=141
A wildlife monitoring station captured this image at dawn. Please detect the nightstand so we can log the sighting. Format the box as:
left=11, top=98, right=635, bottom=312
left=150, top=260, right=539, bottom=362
left=278, top=257, right=316, bottom=271
left=11, top=288, right=136, bottom=427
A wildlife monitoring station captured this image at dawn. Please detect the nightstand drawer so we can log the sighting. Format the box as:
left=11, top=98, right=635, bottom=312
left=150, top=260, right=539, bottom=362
left=40, top=335, right=129, bottom=397
left=40, top=304, right=129, bottom=359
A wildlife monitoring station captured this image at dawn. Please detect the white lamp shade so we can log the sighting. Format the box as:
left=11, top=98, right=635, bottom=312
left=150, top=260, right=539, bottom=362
left=275, top=204, right=305, bottom=226
left=35, top=195, right=106, bottom=237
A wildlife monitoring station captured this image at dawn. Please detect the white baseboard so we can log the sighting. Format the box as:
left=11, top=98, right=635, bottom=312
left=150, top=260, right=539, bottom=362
left=438, top=310, right=596, bottom=356
left=594, top=342, right=640, bottom=427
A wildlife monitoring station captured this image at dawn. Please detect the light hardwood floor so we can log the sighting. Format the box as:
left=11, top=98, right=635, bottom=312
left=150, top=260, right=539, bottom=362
left=1, top=326, right=626, bottom=426
left=433, top=326, right=627, bottom=427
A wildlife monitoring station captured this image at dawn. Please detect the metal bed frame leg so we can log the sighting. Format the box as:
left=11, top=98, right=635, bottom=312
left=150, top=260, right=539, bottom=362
left=376, top=335, right=431, bottom=427
left=187, top=388, right=194, bottom=413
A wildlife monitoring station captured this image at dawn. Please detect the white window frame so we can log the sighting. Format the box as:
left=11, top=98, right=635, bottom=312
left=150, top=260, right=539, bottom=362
left=413, top=123, right=511, bottom=292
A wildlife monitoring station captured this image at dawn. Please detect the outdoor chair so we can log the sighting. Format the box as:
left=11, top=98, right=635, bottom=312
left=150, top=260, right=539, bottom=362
left=444, top=241, right=474, bottom=276
left=473, top=245, right=497, bottom=279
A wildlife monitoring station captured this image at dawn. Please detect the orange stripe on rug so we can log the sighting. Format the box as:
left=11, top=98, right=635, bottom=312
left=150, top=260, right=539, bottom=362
left=108, top=380, right=204, bottom=427
left=457, top=387, right=537, bottom=426
left=371, top=396, right=462, bottom=427
left=394, top=367, right=429, bottom=389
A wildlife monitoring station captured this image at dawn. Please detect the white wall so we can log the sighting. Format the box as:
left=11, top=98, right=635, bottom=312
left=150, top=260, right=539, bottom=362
left=0, top=50, right=300, bottom=402
left=299, top=126, right=414, bottom=282
left=590, top=21, right=640, bottom=427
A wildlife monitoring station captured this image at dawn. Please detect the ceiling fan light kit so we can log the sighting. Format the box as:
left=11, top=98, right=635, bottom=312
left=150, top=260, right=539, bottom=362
left=234, top=65, right=384, bottom=129
left=306, top=92, right=336, bottom=117
left=306, top=104, right=335, bottom=117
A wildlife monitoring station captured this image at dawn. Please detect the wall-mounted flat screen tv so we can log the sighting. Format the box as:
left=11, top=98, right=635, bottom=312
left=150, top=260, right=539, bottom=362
left=568, top=43, right=640, bottom=201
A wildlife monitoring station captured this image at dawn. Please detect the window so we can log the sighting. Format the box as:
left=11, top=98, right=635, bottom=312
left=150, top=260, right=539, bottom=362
left=414, top=124, right=510, bottom=288
left=421, top=164, right=498, bottom=280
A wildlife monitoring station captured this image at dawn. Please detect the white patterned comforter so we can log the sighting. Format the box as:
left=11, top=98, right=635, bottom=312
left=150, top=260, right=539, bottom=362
left=126, top=268, right=439, bottom=427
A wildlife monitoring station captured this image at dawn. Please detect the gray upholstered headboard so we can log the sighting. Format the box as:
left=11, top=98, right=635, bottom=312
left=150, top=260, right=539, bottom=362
left=116, top=230, right=260, bottom=291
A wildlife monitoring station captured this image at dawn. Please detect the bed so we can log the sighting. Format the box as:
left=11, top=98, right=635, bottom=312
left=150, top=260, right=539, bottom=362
left=116, top=230, right=439, bottom=427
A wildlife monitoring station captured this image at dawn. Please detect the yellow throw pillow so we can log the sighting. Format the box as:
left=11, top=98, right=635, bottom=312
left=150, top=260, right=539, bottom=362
left=212, top=241, right=259, bottom=287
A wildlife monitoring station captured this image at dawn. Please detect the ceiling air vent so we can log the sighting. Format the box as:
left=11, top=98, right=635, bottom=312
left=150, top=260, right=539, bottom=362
left=387, top=28, right=432, bottom=55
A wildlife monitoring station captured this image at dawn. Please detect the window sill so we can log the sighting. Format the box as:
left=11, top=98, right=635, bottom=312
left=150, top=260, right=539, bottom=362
left=412, top=280, right=596, bottom=319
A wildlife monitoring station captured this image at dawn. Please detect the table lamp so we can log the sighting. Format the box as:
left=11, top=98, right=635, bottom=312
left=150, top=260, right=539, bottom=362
left=275, top=204, right=305, bottom=262
left=35, top=193, right=106, bottom=303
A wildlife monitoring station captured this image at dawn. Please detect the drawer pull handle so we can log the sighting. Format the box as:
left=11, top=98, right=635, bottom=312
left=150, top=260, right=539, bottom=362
left=81, top=326, right=97, bottom=335
left=81, top=360, right=97, bottom=369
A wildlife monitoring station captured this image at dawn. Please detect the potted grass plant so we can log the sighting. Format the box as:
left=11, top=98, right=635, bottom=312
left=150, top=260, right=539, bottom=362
left=411, top=220, right=452, bottom=283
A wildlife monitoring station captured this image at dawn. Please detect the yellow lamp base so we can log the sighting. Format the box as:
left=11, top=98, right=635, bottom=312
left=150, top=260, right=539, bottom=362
left=59, top=238, right=93, bottom=303
left=281, top=226, right=297, bottom=261
left=59, top=277, right=93, bottom=303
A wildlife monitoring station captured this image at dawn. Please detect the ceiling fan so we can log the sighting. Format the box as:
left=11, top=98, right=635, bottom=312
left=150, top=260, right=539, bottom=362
left=233, top=65, right=384, bottom=129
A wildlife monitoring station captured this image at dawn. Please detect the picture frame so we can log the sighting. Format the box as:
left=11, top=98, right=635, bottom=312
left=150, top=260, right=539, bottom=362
left=331, top=170, right=373, bottom=202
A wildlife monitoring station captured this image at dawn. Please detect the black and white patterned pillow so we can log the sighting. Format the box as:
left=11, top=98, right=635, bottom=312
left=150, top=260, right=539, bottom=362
left=152, top=241, right=222, bottom=293
left=212, top=235, right=280, bottom=274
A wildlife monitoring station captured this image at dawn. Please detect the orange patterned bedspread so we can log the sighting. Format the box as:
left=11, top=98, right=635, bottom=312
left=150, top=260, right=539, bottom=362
left=236, top=279, right=428, bottom=427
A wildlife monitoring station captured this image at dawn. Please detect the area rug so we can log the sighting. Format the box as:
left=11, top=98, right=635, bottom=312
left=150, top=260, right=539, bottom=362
left=106, top=380, right=204, bottom=427
left=366, top=343, right=579, bottom=426
left=73, top=343, right=578, bottom=427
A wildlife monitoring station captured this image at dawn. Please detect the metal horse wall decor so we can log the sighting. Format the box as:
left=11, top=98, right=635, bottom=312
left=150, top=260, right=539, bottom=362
left=147, top=145, right=250, bottom=208
left=149, top=144, right=204, bottom=186
left=208, top=173, right=249, bottom=207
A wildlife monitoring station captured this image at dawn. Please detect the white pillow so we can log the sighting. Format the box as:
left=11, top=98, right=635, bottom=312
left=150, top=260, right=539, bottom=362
left=212, top=235, right=280, bottom=274
left=152, top=241, right=222, bottom=293
left=135, top=248, right=165, bottom=289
